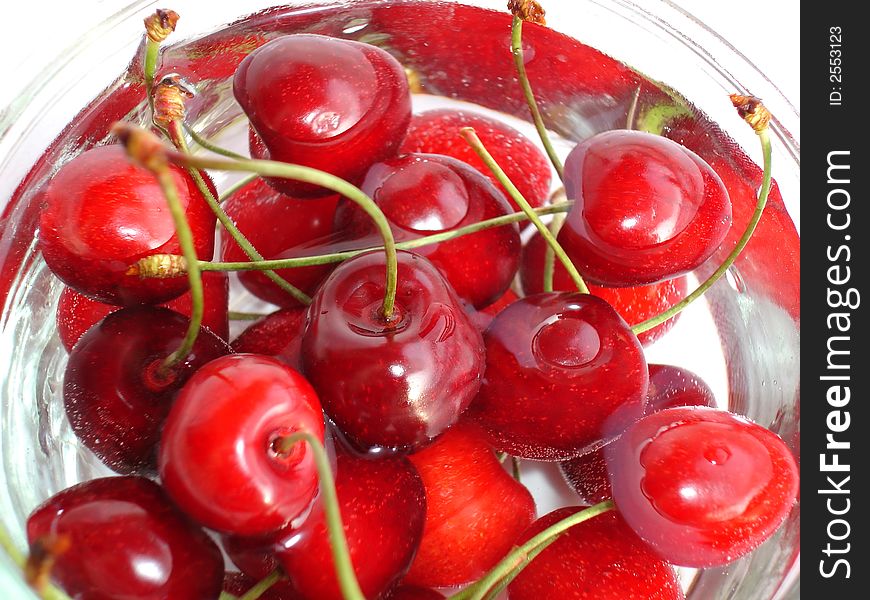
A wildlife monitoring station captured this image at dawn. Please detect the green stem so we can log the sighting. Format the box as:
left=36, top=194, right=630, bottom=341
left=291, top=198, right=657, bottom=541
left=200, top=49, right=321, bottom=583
left=197, top=202, right=572, bottom=273
left=237, top=569, right=283, bottom=600
left=228, top=311, right=269, bottom=321
left=460, top=128, right=588, bottom=294
left=183, top=123, right=248, bottom=160
left=448, top=500, right=615, bottom=600
left=480, top=538, right=556, bottom=600
left=219, top=173, right=259, bottom=203
left=511, top=15, right=564, bottom=180
left=542, top=212, right=565, bottom=292
left=218, top=593, right=238, bottom=600
left=276, top=433, right=366, bottom=600
left=144, top=39, right=160, bottom=110
left=510, top=456, right=522, bottom=482
left=1, top=523, right=73, bottom=600
left=632, top=129, right=772, bottom=334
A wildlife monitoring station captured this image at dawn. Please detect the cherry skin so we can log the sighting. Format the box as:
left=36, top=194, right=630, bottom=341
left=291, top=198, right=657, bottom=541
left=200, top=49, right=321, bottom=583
left=56, top=271, right=230, bottom=351
left=557, top=129, right=732, bottom=287
left=26, top=476, right=224, bottom=600
left=605, top=406, right=799, bottom=567
left=158, top=353, right=325, bottom=536
left=465, top=288, right=519, bottom=332
left=334, top=153, right=521, bottom=308
left=507, top=507, right=684, bottom=600
left=301, top=250, right=485, bottom=452
left=231, top=307, right=308, bottom=372
left=400, top=109, right=552, bottom=210
left=234, top=34, right=411, bottom=198
left=38, top=145, right=217, bottom=305
left=404, top=422, right=536, bottom=587
left=63, top=306, right=231, bottom=475
left=465, top=292, right=648, bottom=460
left=221, top=177, right=340, bottom=307
left=520, top=231, right=687, bottom=345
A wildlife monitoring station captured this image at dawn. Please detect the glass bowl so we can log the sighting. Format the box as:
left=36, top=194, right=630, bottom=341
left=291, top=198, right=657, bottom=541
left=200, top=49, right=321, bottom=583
left=0, top=1, right=799, bottom=598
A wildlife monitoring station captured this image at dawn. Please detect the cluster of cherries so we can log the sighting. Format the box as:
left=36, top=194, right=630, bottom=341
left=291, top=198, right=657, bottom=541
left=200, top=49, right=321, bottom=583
left=24, top=6, right=798, bottom=600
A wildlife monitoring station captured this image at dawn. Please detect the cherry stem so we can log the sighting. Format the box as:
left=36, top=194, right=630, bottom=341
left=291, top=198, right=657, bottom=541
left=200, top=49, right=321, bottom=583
left=273, top=433, right=366, bottom=600
left=448, top=500, right=615, bottom=600
left=219, top=174, right=259, bottom=203
left=166, top=120, right=312, bottom=306
left=165, top=153, right=399, bottom=320
left=143, top=40, right=160, bottom=108
left=183, top=123, right=248, bottom=160
left=625, top=84, right=642, bottom=130
left=511, top=15, right=564, bottom=180
left=479, top=539, right=555, bottom=600
left=510, top=456, right=522, bottom=482
left=542, top=211, right=565, bottom=292
left=0, top=524, right=73, bottom=600
left=633, top=127, right=773, bottom=334
left=237, top=568, right=283, bottom=600
left=460, top=127, right=589, bottom=294
left=228, top=310, right=268, bottom=321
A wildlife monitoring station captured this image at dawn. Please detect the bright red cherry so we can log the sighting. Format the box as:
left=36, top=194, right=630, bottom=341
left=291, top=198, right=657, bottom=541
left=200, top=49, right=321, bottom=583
left=466, top=292, right=647, bottom=460
left=405, top=423, right=535, bottom=587
left=221, top=177, right=340, bottom=307
left=334, top=153, right=521, bottom=308
left=158, top=354, right=325, bottom=536
left=26, top=476, right=224, bottom=600
left=507, top=507, right=684, bottom=600
left=519, top=231, right=687, bottom=345
left=63, top=306, right=231, bottom=474
left=56, top=272, right=230, bottom=351
left=557, top=130, right=731, bottom=286
left=605, top=407, right=799, bottom=567
left=301, top=250, right=484, bottom=452
left=38, top=145, right=217, bottom=305
left=231, top=307, right=308, bottom=372
left=400, top=109, right=552, bottom=210
left=234, top=34, right=411, bottom=198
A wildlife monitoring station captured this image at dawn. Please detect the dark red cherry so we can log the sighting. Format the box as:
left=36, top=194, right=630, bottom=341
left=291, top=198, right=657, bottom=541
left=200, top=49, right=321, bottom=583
left=63, top=306, right=231, bottom=474
left=231, top=307, right=308, bottom=372
left=301, top=250, right=484, bottom=451
left=158, top=354, right=325, bottom=536
left=465, top=288, right=519, bottom=332
left=221, top=177, right=339, bottom=307
left=334, top=153, right=520, bottom=308
left=57, top=272, right=230, bottom=351
left=605, top=407, right=799, bottom=567
left=520, top=231, right=687, bottom=345
left=275, top=448, right=426, bottom=600
left=507, top=507, right=684, bottom=600
left=400, top=109, right=552, bottom=210
left=234, top=34, right=411, bottom=198
left=465, top=292, right=647, bottom=460
left=405, top=423, right=535, bottom=587
left=557, top=130, right=731, bottom=286
left=38, top=145, right=217, bottom=305
left=26, top=476, right=223, bottom=600
left=386, top=585, right=445, bottom=600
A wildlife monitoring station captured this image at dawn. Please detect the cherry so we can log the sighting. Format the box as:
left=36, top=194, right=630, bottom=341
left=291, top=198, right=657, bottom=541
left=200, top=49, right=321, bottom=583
left=223, top=572, right=298, bottom=599
left=234, top=34, right=411, bottom=198
left=63, top=306, right=231, bottom=475
left=404, top=422, right=535, bottom=587
left=26, top=475, right=224, bottom=600
left=560, top=364, right=718, bottom=505
left=465, top=288, right=520, bottom=332
left=557, top=129, right=732, bottom=287
left=38, top=145, right=217, bottom=305
left=221, top=177, right=340, bottom=307
left=466, top=292, right=648, bottom=460
left=605, top=406, right=799, bottom=567
left=301, top=250, right=485, bottom=452
left=507, top=507, right=684, bottom=600
left=158, top=354, right=325, bottom=536
left=400, top=109, right=552, bottom=210
left=333, top=153, right=521, bottom=308
left=231, top=307, right=308, bottom=372
left=520, top=231, right=687, bottom=345
left=56, top=272, right=230, bottom=351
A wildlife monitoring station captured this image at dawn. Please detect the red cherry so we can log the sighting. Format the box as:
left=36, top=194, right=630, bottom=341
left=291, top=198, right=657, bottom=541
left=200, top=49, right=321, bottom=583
left=334, top=153, right=521, bottom=309
left=466, top=292, right=648, bottom=460
left=38, top=145, right=217, bottom=305
left=520, top=231, right=687, bottom=345
left=465, top=288, right=520, bottom=332
left=400, top=109, right=552, bottom=209
left=507, top=507, right=684, bottom=600
left=234, top=34, right=411, bottom=198
left=63, top=306, right=231, bottom=474
left=231, top=307, right=308, bottom=372
left=158, top=354, right=325, bottom=536
left=405, top=423, right=535, bottom=587
left=57, top=272, right=230, bottom=351
left=605, top=407, right=799, bottom=567
left=301, top=251, right=484, bottom=451
left=558, top=130, right=731, bottom=287
left=221, top=177, right=339, bottom=307
left=26, top=476, right=224, bottom=600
